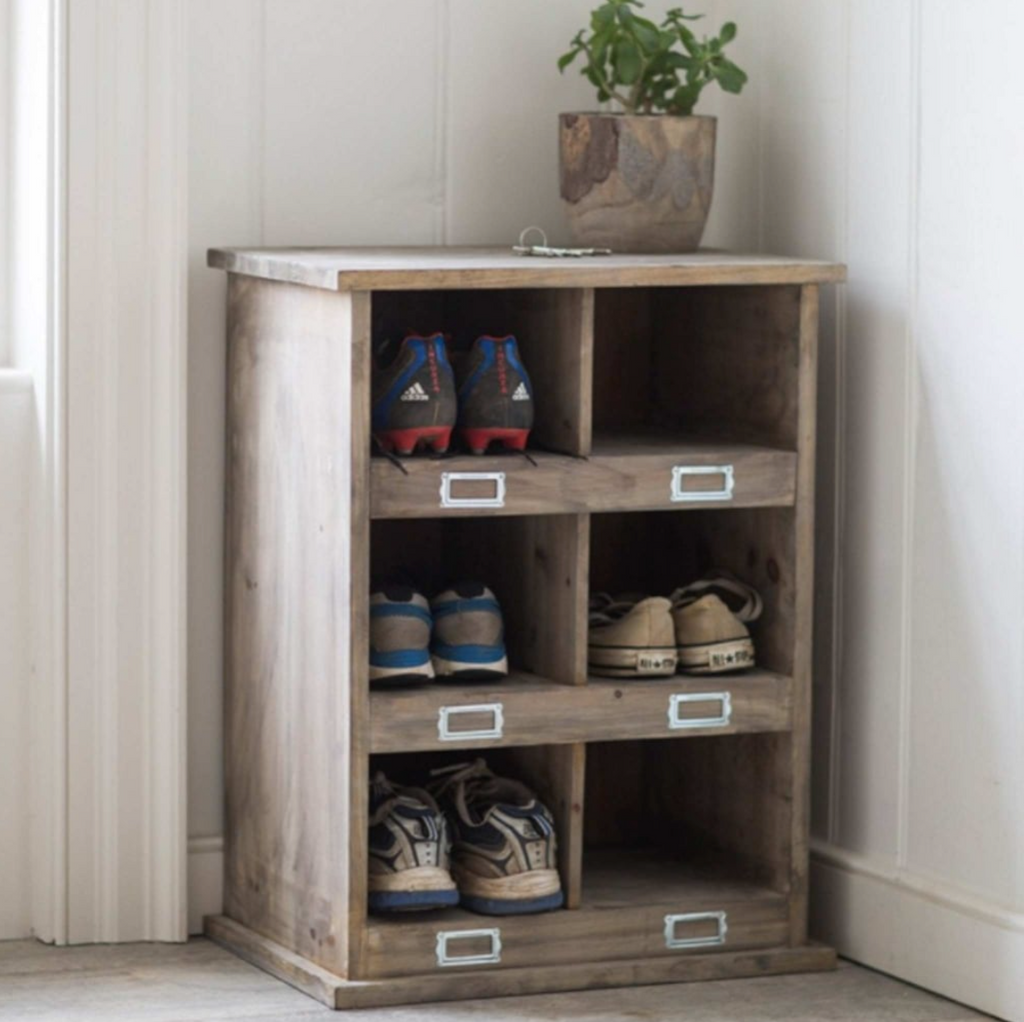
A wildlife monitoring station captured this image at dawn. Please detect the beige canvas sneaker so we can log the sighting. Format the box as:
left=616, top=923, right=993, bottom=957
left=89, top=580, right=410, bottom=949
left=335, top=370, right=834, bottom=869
left=588, top=594, right=678, bottom=678
left=670, top=572, right=763, bottom=674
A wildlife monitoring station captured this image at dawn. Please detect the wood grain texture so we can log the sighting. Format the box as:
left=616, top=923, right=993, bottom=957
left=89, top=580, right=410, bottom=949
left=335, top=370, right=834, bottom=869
left=223, top=275, right=359, bottom=977
left=593, top=285, right=804, bottom=448
left=363, top=889, right=787, bottom=978
left=788, top=284, right=819, bottom=943
left=208, top=247, right=847, bottom=292
left=345, top=292, right=372, bottom=977
left=207, top=914, right=835, bottom=1009
left=368, top=672, right=793, bottom=752
left=370, top=437, right=796, bottom=518
left=215, top=250, right=840, bottom=1005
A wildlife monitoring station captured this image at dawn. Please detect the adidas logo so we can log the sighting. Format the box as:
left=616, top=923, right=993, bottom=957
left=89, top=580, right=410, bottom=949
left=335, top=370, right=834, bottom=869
left=512, top=382, right=530, bottom=402
left=400, top=382, right=430, bottom=402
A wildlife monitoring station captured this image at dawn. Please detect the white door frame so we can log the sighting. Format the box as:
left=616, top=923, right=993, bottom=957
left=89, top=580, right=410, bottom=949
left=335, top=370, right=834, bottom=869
left=30, top=0, right=189, bottom=944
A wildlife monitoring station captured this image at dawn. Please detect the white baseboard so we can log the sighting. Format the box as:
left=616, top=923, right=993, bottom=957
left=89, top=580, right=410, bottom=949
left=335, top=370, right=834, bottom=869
left=811, top=841, right=1024, bottom=1022
left=187, top=836, right=224, bottom=936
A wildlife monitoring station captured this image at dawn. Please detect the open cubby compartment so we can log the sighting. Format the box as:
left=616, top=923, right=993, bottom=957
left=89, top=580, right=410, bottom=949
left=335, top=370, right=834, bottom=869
left=370, top=514, right=588, bottom=687
left=589, top=508, right=797, bottom=679
left=592, top=285, right=802, bottom=452
left=582, top=736, right=792, bottom=942
left=369, top=743, right=585, bottom=921
left=371, top=288, right=593, bottom=457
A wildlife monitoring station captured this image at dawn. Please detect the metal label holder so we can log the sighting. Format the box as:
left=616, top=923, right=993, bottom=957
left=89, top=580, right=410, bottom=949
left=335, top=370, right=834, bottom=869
left=671, top=464, right=735, bottom=503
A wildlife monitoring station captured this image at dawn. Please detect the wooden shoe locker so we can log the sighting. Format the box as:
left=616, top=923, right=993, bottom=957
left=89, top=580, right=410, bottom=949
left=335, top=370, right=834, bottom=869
left=206, top=248, right=846, bottom=1009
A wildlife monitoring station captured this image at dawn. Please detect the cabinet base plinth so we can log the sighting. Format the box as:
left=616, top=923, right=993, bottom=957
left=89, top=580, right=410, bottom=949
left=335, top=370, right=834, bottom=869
left=205, top=914, right=837, bottom=1011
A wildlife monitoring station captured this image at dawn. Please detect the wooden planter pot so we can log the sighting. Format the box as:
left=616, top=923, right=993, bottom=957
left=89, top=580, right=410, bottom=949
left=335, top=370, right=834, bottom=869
left=559, top=113, right=716, bottom=254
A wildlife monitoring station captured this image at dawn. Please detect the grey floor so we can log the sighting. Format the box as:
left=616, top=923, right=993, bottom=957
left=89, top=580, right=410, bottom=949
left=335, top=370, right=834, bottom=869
left=0, top=938, right=993, bottom=1022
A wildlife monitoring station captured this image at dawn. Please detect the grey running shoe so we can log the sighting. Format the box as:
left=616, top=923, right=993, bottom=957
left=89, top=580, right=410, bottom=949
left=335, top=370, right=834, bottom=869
left=429, top=759, right=563, bottom=915
left=370, top=585, right=434, bottom=686
left=430, top=583, right=508, bottom=680
left=367, top=772, right=458, bottom=912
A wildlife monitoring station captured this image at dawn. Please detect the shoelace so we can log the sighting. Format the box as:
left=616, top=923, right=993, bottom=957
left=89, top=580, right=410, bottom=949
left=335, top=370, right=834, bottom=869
left=669, top=571, right=763, bottom=622
left=370, top=771, right=395, bottom=800
left=428, top=759, right=493, bottom=800
left=588, top=592, right=650, bottom=626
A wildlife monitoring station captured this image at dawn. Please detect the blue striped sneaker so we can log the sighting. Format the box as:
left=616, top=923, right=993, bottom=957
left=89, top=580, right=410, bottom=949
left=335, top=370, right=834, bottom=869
left=430, top=583, right=508, bottom=680
left=370, top=585, right=435, bottom=686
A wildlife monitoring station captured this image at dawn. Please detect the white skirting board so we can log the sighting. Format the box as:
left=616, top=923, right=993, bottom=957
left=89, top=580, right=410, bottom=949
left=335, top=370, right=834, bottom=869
left=187, top=836, right=224, bottom=936
left=811, top=843, right=1024, bottom=1022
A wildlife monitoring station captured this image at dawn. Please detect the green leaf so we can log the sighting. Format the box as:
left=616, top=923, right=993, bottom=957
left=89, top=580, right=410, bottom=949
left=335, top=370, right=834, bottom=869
left=719, top=21, right=737, bottom=44
left=613, top=39, right=642, bottom=84
left=665, top=7, right=703, bottom=22
left=591, top=3, right=616, bottom=29
left=712, top=58, right=748, bottom=93
left=664, top=51, right=694, bottom=69
left=676, top=23, right=700, bottom=55
left=670, top=81, right=702, bottom=115
left=557, top=49, right=579, bottom=73
left=628, top=11, right=662, bottom=51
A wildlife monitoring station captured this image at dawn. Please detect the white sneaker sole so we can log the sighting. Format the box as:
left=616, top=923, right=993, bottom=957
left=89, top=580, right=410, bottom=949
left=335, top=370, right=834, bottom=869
left=369, top=660, right=435, bottom=686
left=677, top=637, right=755, bottom=674
left=368, top=866, right=457, bottom=894
left=432, top=654, right=508, bottom=680
left=588, top=645, right=678, bottom=678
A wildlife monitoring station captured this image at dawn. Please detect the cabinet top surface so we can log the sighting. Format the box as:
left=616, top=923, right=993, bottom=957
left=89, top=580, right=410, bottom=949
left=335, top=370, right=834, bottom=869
left=208, top=245, right=846, bottom=291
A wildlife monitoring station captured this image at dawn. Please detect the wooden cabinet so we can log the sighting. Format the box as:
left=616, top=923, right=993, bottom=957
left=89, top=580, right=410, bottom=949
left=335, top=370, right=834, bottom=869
left=206, top=247, right=845, bottom=1009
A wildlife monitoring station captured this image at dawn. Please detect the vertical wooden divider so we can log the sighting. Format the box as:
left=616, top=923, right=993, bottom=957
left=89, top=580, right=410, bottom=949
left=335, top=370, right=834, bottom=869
left=346, top=291, right=372, bottom=979
left=515, top=288, right=594, bottom=456
left=498, top=286, right=593, bottom=909
left=788, top=284, right=819, bottom=944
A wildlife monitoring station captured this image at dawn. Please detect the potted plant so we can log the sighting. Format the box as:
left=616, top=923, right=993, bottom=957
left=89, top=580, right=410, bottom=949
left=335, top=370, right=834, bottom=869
left=558, top=1, right=747, bottom=253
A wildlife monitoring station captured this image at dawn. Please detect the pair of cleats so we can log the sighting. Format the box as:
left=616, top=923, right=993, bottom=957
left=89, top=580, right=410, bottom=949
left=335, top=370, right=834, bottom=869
left=368, top=760, right=563, bottom=916
left=588, top=571, right=763, bottom=678
left=370, top=582, right=507, bottom=686
left=371, top=333, right=534, bottom=456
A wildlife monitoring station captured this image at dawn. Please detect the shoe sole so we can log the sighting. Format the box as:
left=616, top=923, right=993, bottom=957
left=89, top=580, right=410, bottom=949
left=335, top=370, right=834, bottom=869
left=460, top=427, right=530, bottom=455
left=368, top=867, right=459, bottom=913
left=375, top=426, right=453, bottom=456
left=368, top=889, right=460, bottom=912
left=454, top=867, right=563, bottom=916
left=369, top=660, right=435, bottom=687
left=587, top=645, right=678, bottom=678
left=677, top=637, right=756, bottom=674
left=432, top=653, right=508, bottom=681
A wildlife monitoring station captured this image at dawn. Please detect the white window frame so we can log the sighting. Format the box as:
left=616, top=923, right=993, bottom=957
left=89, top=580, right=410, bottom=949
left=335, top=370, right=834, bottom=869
left=0, top=0, right=10, bottom=367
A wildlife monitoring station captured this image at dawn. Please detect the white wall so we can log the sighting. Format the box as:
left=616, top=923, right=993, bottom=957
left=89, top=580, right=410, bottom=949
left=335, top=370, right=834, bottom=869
left=185, top=0, right=761, bottom=932
left=0, top=377, right=33, bottom=939
left=756, top=2, right=1024, bottom=1018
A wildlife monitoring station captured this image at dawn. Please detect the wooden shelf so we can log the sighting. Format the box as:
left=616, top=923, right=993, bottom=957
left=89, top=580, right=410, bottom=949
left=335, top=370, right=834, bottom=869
left=361, top=847, right=787, bottom=980
left=370, top=434, right=795, bottom=519
left=581, top=847, right=781, bottom=909
left=209, top=245, right=846, bottom=292
left=369, top=671, right=793, bottom=753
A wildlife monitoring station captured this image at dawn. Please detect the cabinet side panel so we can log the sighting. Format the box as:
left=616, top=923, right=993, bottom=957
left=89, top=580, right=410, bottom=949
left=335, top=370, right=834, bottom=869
left=789, top=284, right=819, bottom=942
left=223, top=275, right=356, bottom=976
